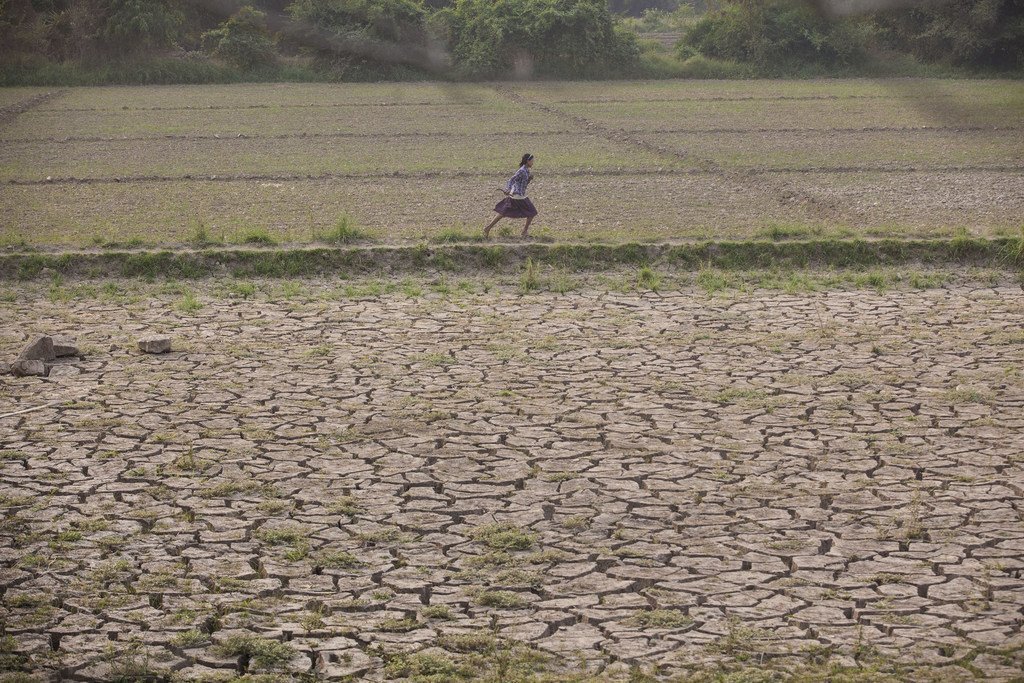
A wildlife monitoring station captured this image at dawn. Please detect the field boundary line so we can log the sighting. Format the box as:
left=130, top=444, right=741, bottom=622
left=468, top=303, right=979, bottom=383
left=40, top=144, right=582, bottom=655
left=6, top=164, right=1023, bottom=187
left=2, top=237, right=1019, bottom=281
left=5, top=124, right=1016, bottom=146
left=0, top=90, right=68, bottom=128
left=36, top=100, right=489, bottom=113
left=30, top=92, right=963, bottom=114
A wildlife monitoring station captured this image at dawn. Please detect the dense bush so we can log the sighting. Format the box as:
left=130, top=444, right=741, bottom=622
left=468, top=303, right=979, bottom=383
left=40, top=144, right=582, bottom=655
left=286, top=0, right=431, bottom=67
left=202, top=7, right=276, bottom=70
left=100, top=0, right=183, bottom=52
left=435, top=0, right=640, bottom=78
left=875, top=0, right=1024, bottom=70
left=1, top=0, right=184, bottom=60
left=680, top=0, right=874, bottom=68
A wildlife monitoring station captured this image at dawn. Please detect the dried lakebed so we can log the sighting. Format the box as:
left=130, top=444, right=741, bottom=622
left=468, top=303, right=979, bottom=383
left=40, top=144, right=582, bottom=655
left=1, top=281, right=1023, bottom=681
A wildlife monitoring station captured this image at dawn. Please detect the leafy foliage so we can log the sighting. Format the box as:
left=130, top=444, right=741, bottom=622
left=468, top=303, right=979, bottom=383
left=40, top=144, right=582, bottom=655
left=874, top=0, right=1024, bottom=69
left=286, top=0, right=430, bottom=67
left=202, top=6, right=276, bottom=70
left=435, top=0, right=640, bottom=77
left=100, top=0, right=183, bottom=52
left=680, top=0, right=875, bottom=68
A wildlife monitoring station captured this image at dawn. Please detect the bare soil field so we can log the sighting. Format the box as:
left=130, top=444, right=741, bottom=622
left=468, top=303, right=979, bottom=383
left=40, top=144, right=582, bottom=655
left=1, top=79, right=1021, bottom=249
left=1, top=276, right=1023, bottom=681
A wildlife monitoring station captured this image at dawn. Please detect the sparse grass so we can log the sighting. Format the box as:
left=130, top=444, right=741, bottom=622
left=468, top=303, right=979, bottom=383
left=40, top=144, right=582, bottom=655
left=561, top=515, right=591, bottom=531
left=356, top=527, right=405, bottom=545
left=521, top=257, right=540, bottom=292
left=417, top=352, right=454, bottom=367
left=421, top=604, right=455, bottom=620
left=213, top=634, right=296, bottom=670
left=170, top=629, right=209, bottom=648
left=471, top=523, right=536, bottom=551
left=944, top=386, right=991, bottom=404
left=631, top=609, right=693, bottom=629
left=327, top=495, right=363, bottom=517
left=378, top=617, right=423, bottom=632
left=199, top=479, right=278, bottom=499
left=255, top=527, right=304, bottom=546
left=187, top=219, right=221, bottom=247
left=871, top=573, right=903, bottom=585
left=316, top=550, right=361, bottom=569
left=475, top=590, right=528, bottom=609
left=384, top=651, right=470, bottom=680
left=175, top=289, right=203, bottom=313
left=708, top=387, right=774, bottom=408
left=637, top=265, right=662, bottom=291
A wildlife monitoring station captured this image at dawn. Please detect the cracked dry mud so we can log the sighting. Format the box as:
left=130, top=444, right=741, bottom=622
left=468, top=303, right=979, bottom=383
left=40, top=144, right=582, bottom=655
left=1, top=281, right=1023, bottom=681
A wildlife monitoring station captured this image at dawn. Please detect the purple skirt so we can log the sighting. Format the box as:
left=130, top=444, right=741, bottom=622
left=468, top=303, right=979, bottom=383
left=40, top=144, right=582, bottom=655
left=494, top=197, right=538, bottom=218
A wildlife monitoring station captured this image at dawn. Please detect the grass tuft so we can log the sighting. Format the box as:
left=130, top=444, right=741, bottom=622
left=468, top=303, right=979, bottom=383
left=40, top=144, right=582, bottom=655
left=213, top=635, right=295, bottom=670
left=470, top=523, right=536, bottom=551
left=631, top=609, right=693, bottom=629
left=315, top=214, right=370, bottom=245
left=236, top=227, right=279, bottom=247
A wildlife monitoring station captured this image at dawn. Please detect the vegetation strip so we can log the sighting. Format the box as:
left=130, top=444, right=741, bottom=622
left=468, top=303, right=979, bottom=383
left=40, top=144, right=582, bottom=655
left=6, top=125, right=1013, bottom=146
left=2, top=237, right=1019, bottom=281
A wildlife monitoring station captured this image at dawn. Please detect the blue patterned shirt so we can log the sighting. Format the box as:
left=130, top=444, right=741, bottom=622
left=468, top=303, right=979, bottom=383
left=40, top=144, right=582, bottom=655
left=506, top=166, right=532, bottom=198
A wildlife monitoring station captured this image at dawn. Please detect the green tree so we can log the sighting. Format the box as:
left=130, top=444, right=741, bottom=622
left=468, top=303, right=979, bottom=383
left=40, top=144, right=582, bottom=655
left=202, top=6, right=277, bottom=69
left=875, top=0, right=1024, bottom=69
left=286, top=0, right=428, bottom=61
left=435, top=0, right=640, bottom=77
left=680, top=0, right=873, bottom=69
left=100, top=0, right=183, bottom=51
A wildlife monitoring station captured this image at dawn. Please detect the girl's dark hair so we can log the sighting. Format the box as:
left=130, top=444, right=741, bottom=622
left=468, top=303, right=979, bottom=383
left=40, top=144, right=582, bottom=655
left=520, top=153, right=533, bottom=167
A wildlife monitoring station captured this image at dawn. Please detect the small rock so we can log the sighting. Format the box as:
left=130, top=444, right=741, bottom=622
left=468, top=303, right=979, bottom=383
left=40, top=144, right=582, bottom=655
left=18, top=335, right=55, bottom=362
left=11, top=359, right=48, bottom=377
left=0, top=362, right=10, bottom=375
left=53, top=337, right=80, bottom=358
left=138, top=336, right=171, bottom=354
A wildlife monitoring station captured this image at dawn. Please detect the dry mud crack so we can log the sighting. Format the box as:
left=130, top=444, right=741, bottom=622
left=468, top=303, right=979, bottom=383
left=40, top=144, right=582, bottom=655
left=1, top=281, right=1023, bottom=681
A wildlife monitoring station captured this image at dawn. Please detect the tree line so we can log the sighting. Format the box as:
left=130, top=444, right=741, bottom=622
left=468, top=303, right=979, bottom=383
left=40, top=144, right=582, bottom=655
left=0, top=0, right=1020, bottom=84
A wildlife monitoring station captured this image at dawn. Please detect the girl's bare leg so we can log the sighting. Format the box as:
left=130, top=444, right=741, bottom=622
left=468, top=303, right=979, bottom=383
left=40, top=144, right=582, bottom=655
left=484, top=214, right=502, bottom=238
left=521, top=216, right=534, bottom=237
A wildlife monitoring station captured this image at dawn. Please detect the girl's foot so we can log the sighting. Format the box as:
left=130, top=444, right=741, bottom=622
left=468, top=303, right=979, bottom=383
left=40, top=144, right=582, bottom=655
left=520, top=231, right=530, bottom=238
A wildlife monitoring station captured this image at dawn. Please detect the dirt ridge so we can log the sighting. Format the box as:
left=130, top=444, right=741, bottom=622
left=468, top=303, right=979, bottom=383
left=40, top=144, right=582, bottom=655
left=5, top=124, right=1014, bottom=146
left=7, top=163, right=1022, bottom=187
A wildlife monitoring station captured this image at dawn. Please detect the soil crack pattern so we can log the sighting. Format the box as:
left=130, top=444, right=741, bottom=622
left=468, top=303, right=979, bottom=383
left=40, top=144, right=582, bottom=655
left=1, top=281, right=1023, bottom=681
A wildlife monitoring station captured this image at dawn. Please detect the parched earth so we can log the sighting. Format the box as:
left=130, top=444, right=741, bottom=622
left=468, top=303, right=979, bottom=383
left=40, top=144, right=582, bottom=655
left=1, top=279, right=1024, bottom=681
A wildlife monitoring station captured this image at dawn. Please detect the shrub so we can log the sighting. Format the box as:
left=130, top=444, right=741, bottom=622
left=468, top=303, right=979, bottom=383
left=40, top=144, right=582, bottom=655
left=874, top=0, right=1024, bottom=70
left=435, top=0, right=641, bottom=78
left=202, top=6, right=277, bottom=70
left=286, top=0, right=435, bottom=71
left=680, top=0, right=875, bottom=70
left=101, top=0, right=184, bottom=52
